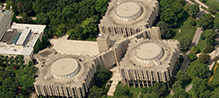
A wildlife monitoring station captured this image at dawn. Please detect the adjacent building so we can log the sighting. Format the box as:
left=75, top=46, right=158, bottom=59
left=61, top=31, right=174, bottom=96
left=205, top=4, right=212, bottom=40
left=119, top=39, right=180, bottom=87
left=34, top=49, right=96, bottom=98
left=99, top=0, right=159, bottom=37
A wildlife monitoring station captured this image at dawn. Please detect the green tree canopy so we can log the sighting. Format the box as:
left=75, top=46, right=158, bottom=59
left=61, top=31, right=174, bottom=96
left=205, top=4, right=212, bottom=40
left=198, top=14, right=214, bottom=30
left=189, top=4, right=200, bottom=18
left=157, top=21, right=173, bottom=39
left=193, top=63, right=209, bottom=78
left=179, top=38, right=191, bottom=52
left=198, top=53, right=210, bottom=64
left=214, top=13, right=219, bottom=29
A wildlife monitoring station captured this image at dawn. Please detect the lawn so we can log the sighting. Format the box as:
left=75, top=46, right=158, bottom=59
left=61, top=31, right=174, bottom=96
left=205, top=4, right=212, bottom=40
left=196, top=38, right=208, bottom=52
left=172, top=17, right=197, bottom=41
left=186, top=60, right=200, bottom=79
left=206, top=0, right=219, bottom=9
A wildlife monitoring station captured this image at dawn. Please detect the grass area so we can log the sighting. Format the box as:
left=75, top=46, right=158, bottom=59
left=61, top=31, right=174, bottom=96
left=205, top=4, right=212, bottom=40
left=206, top=0, right=219, bottom=9
left=186, top=60, right=200, bottom=79
left=172, top=17, right=197, bottom=40
left=196, top=38, right=208, bottom=52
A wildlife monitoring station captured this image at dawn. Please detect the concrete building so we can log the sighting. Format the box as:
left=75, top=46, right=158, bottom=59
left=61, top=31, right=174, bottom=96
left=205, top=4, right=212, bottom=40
left=119, top=38, right=180, bottom=87
left=0, top=22, right=46, bottom=62
left=0, top=7, right=12, bottom=40
left=99, top=0, right=159, bottom=37
left=34, top=49, right=97, bottom=98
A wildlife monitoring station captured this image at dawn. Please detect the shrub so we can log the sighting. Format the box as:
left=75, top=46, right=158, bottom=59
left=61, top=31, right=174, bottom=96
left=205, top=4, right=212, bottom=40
left=188, top=52, right=197, bottom=61
left=190, top=21, right=197, bottom=26
left=203, top=45, right=214, bottom=53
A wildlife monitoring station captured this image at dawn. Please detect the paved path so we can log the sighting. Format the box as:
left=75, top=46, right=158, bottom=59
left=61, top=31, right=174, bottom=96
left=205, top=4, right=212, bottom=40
left=191, top=27, right=203, bottom=47
left=16, top=16, right=37, bottom=20
left=107, top=67, right=122, bottom=96
left=180, top=28, right=203, bottom=72
left=185, top=84, right=193, bottom=92
left=194, top=0, right=209, bottom=9
left=170, top=84, right=193, bottom=95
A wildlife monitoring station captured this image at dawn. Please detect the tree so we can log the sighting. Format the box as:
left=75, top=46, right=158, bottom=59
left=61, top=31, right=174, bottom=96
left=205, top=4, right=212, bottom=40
left=191, top=46, right=200, bottom=53
left=179, top=38, right=191, bottom=51
left=193, top=63, right=209, bottom=78
left=192, top=78, right=208, bottom=97
left=208, top=4, right=218, bottom=14
left=188, top=52, right=197, bottom=61
left=160, top=8, right=177, bottom=27
left=198, top=53, right=210, bottom=64
left=198, top=14, right=214, bottom=30
left=94, top=67, right=112, bottom=88
left=151, top=83, right=167, bottom=96
left=203, top=45, right=214, bottom=53
left=214, top=13, right=219, bottom=29
left=175, top=70, right=191, bottom=86
left=95, top=0, right=108, bottom=16
left=0, top=77, right=17, bottom=98
left=114, top=85, right=131, bottom=98
left=172, top=81, right=182, bottom=91
left=157, top=21, right=173, bottom=39
left=88, top=86, right=104, bottom=98
left=189, top=4, right=200, bottom=18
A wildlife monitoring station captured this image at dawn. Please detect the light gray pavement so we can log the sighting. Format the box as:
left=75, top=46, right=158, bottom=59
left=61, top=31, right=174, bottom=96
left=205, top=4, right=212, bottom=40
left=191, top=27, right=203, bottom=47
left=170, top=84, right=193, bottom=95
left=16, top=16, right=37, bottom=20
left=180, top=27, right=203, bottom=72
left=185, top=84, right=193, bottom=92
left=107, top=66, right=122, bottom=96
left=194, top=0, right=209, bottom=9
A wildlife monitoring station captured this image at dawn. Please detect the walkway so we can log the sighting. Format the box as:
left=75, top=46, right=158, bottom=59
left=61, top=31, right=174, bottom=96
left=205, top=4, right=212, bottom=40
left=180, top=27, right=203, bottom=71
left=107, top=66, right=122, bottom=96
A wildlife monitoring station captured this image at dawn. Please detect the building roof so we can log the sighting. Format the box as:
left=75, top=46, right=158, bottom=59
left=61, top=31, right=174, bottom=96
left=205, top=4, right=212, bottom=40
left=16, top=28, right=31, bottom=46
left=0, top=10, right=12, bottom=40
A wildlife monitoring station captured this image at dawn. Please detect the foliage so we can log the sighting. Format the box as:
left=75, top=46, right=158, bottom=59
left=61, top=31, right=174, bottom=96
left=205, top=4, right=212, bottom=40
left=88, top=66, right=112, bottom=97
left=88, top=86, right=104, bottom=98
left=203, top=45, right=214, bottom=53
left=208, top=4, right=218, bottom=14
left=188, top=52, right=197, bottom=61
left=214, top=13, right=219, bottom=29
left=8, top=0, right=109, bottom=40
left=179, top=38, right=191, bottom=52
left=198, top=14, right=214, bottom=30
left=114, top=84, right=132, bottom=98
left=176, top=70, right=191, bottom=86
left=157, top=21, right=173, bottom=39
left=151, top=83, right=167, bottom=96
left=193, top=63, right=209, bottom=78
left=192, top=78, right=209, bottom=97
left=191, top=46, right=200, bottom=53
left=190, top=21, right=197, bottom=26
left=189, top=4, right=200, bottom=18
left=198, top=53, right=210, bottom=64
left=160, top=0, right=187, bottom=28
left=0, top=56, right=37, bottom=98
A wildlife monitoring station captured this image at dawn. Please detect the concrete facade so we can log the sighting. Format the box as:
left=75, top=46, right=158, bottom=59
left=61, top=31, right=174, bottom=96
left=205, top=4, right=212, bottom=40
left=34, top=49, right=97, bottom=98
left=99, top=0, right=159, bottom=37
left=119, top=39, right=180, bottom=87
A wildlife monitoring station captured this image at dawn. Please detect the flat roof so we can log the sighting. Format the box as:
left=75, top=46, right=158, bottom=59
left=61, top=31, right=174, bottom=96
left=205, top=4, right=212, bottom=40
left=16, top=28, right=31, bottom=45
left=0, top=23, right=46, bottom=56
left=50, top=35, right=99, bottom=56
left=51, top=58, right=79, bottom=76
